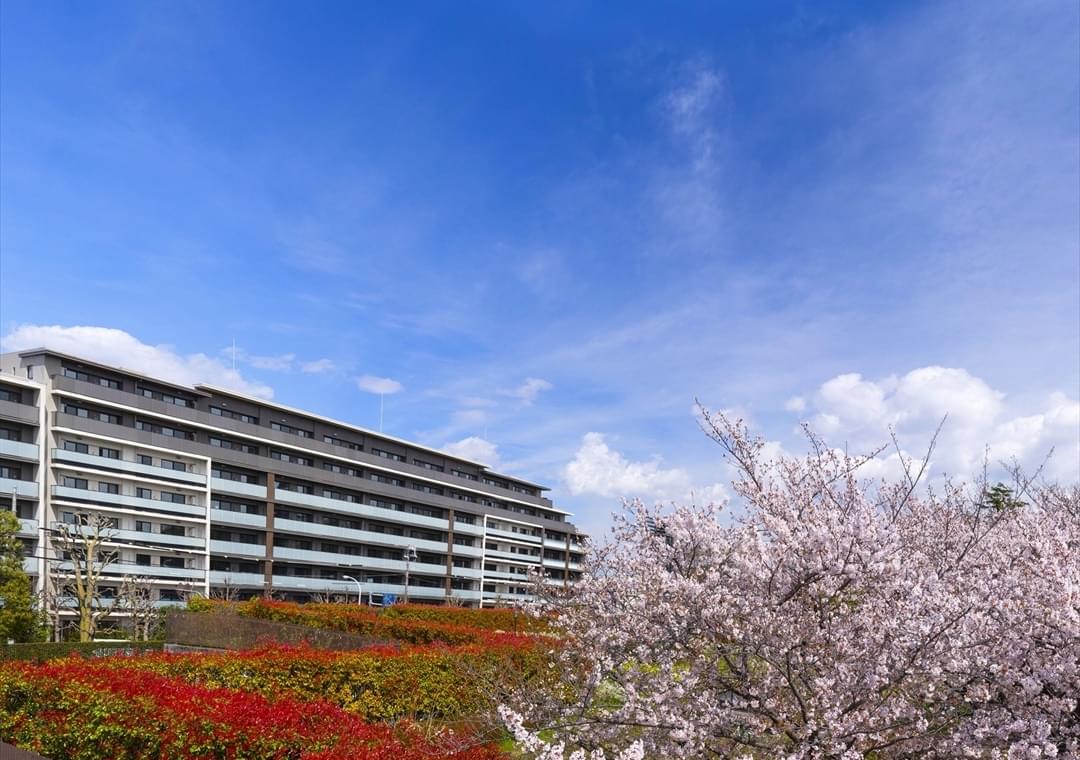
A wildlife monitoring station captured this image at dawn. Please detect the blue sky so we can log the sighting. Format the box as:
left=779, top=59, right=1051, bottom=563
left=2, top=1, right=1078, bottom=537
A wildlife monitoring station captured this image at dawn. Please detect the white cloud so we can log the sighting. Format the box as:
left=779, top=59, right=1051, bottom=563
left=246, top=353, right=295, bottom=371
left=564, top=432, right=727, bottom=505
left=1, top=324, right=274, bottom=399
left=503, top=377, right=553, bottom=405
left=442, top=436, right=500, bottom=466
left=664, top=61, right=725, bottom=172
left=300, top=358, right=335, bottom=374
left=356, top=374, right=403, bottom=395
left=784, top=396, right=807, bottom=413
left=798, top=366, right=1078, bottom=482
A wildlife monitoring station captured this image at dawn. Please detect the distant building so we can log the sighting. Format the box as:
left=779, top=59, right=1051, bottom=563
left=0, top=348, right=585, bottom=626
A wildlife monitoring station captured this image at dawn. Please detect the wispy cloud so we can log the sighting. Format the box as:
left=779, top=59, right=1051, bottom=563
left=300, top=358, right=335, bottom=374
left=442, top=436, right=500, bottom=466
left=356, top=375, right=403, bottom=395
left=501, top=378, right=553, bottom=406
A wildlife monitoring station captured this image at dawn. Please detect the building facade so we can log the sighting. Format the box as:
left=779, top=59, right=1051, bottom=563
left=0, top=348, right=586, bottom=623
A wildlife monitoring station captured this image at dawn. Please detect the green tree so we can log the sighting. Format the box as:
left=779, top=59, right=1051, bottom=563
left=983, top=482, right=1025, bottom=512
left=0, top=510, right=39, bottom=642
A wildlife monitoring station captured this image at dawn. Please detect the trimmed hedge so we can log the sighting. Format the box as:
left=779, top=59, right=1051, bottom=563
left=0, top=658, right=506, bottom=760
left=0, top=641, right=164, bottom=663
left=378, top=603, right=549, bottom=633
left=92, top=641, right=552, bottom=722
left=233, top=599, right=542, bottom=648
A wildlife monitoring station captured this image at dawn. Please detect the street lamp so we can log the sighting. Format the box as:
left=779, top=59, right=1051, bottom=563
left=341, top=575, right=363, bottom=606
left=402, top=545, right=417, bottom=604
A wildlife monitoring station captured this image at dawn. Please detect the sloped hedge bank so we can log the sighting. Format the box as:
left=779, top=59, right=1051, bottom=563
left=0, top=657, right=506, bottom=760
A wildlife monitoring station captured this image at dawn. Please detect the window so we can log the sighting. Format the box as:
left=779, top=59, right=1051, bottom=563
left=138, top=387, right=193, bottom=408
left=160, top=459, right=186, bottom=472
left=0, top=387, right=21, bottom=403
left=413, top=459, right=444, bottom=472
left=159, top=524, right=186, bottom=537
left=159, top=589, right=183, bottom=601
left=454, top=513, right=476, bottom=525
left=371, top=448, right=405, bottom=462
left=62, top=476, right=88, bottom=490
left=135, top=554, right=152, bottom=566
left=98, top=446, right=121, bottom=460
left=271, top=421, right=312, bottom=438
left=136, top=487, right=153, bottom=499
left=323, top=435, right=360, bottom=451
left=270, top=450, right=313, bottom=466
left=63, top=404, right=121, bottom=424
left=137, top=454, right=153, bottom=466
left=209, top=436, right=259, bottom=454
left=413, top=484, right=443, bottom=496
left=323, top=462, right=360, bottom=477
left=0, top=427, right=19, bottom=441
left=451, top=469, right=478, bottom=481
left=161, top=491, right=187, bottom=504
left=369, top=473, right=405, bottom=487
left=160, top=556, right=186, bottom=569
left=209, top=406, right=259, bottom=425
left=483, top=477, right=507, bottom=489
left=212, top=467, right=258, bottom=484
left=135, top=419, right=194, bottom=440
left=0, top=464, right=20, bottom=479
left=63, top=367, right=121, bottom=389
left=136, top=521, right=152, bottom=533
left=97, top=482, right=119, bottom=495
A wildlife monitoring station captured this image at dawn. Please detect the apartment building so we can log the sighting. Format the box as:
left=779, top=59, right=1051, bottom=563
left=0, top=348, right=586, bottom=623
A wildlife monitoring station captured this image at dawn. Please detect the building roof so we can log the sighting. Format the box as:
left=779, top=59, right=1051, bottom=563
left=12, top=347, right=551, bottom=492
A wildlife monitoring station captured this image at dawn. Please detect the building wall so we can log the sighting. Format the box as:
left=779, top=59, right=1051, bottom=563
left=0, top=350, right=586, bottom=620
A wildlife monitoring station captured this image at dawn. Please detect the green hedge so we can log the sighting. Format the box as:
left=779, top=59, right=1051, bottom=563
left=0, top=641, right=164, bottom=662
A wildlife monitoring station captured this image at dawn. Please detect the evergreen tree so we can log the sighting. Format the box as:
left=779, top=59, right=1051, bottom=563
left=0, top=510, right=39, bottom=642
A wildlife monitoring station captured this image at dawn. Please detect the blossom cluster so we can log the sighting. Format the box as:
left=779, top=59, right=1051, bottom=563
left=507, top=412, right=1080, bottom=759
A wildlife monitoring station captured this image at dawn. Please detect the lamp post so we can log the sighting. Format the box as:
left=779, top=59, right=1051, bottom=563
left=402, top=545, right=416, bottom=604
left=341, top=575, right=363, bottom=606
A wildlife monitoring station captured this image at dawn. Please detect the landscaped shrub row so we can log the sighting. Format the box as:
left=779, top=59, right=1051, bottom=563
left=0, top=640, right=164, bottom=662
left=233, top=599, right=542, bottom=647
left=378, top=603, right=549, bottom=633
left=0, top=657, right=507, bottom=760
left=92, top=641, right=552, bottom=722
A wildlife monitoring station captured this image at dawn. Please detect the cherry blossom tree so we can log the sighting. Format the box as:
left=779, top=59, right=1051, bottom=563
left=505, top=409, right=1079, bottom=759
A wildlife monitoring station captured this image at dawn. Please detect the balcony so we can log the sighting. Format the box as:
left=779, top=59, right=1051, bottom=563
left=53, top=448, right=205, bottom=486
left=18, top=518, right=38, bottom=538
left=210, top=477, right=266, bottom=500
left=0, top=439, right=39, bottom=462
left=210, top=508, right=267, bottom=529
left=483, top=547, right=541, bottom=564
left=274, top=488, right=449, bottom=531
left=55, top=561, right=205, bottom=582
left=0, top=477, right=39, bottom=499
left=209, top=539, right=265, bottom=559
left=0, top=399, right=39, bottom=426
left=273, top=516, right=454, bottom=555
left=111, top=528, right=205, bottom=551
left=486, top=526, right=543, bottom=544
left=271, top=545, right=449, bottom=576
left=483, top=568, right=533, bottom=582
left=51, top=485, right=205, bottom=518
left=209, top=570, right=265, bottom=588
left=23, top=556, right=37, bottom=574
